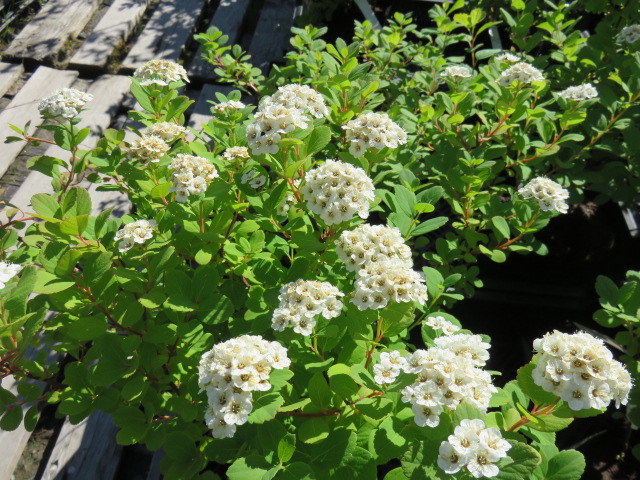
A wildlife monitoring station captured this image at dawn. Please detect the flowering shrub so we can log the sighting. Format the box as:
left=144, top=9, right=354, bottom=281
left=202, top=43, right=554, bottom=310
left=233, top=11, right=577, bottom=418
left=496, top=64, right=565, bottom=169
left=1, top=2, right=639, bottom=479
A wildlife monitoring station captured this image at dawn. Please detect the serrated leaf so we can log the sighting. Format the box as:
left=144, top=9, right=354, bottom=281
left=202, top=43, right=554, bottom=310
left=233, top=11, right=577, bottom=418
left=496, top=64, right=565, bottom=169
left=248, top=392, right=284, bottom=424
left=495, top=440, right=541, bottom=480
left=60, top=215, right=90, bottom=236
left=306, top=126, right=332, bottom=156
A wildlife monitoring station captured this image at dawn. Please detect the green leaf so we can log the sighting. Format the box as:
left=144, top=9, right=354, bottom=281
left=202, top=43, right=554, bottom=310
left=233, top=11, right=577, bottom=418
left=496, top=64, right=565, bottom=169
left=306, top=126, right=332, bottom=157
left=62, top=187, right=92, bottom=217
left=328, top=363, right=359, bottom=402
left=384, top=468, right=410, bottom=480
left=369, top=417, right=410, bottom=465
left=278, top=433, right=296, bottom=463
left=60, top=215, right=90, bottom=236
left=0, top=406, right=23, bottom=431
left=526, top=414, right=573, bottom=433
left=310, top=428, right=356, bottom=469
left=308, top=372, right=333, bottom=410
left=516, top=362, right=558, bottom=405
left=65, top=316, right=107, bottom=341
left=54, top=249, right=83, bottom=276
left=495, top=440, right=541, bottom=480
left=409, top=217, right=448, bottom=237
left=491, top=216, right=510, bottom=239
left=546, top=450, right=585, bottom=480
left=279, top=462, right=316, bottom=480
left=150, top=182, right=171, bottom=199
left=31, top=194, right=59, bottom=219
left=299, top=417, right=330, bottom=444
left=393, top=185, right=416, bottom=218
left=595, top=275, right=619, bottom=306
left=334, top=446, right=376, bottom=478
left=248, top=392, right=284, bottom=424
left=33, top=270, right=74, bottom=294
left=227, top=455, right=271, bottom=480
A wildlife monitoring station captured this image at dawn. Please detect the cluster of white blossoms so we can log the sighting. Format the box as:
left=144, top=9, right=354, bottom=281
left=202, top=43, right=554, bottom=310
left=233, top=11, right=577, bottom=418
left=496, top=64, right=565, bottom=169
left=438, top=419, right=511, bottom=478
left=0, top=262, right=22, bottom=289
left=145, top=122, right=187, bottom=142
left=441, top=65, right=473, bottom=79
left=335, top=224, right=412, bottom=272
left=558, top=83, right=598, bottom=101
left=532, top=330, right=632, bottom=410
left=213, top=100, right=246, bottom=114
left=247, top=84, right=328, bottom=155
left=38, top=88, right=93, bottom=119
left=198, top=335, right=290, bottom=438
left=518, top=176, right=569, bottom=214
left=495, top=52, right=520, bottom=63
left=498, top=62, right=544, bottom=86
left=168, top=154, right=219, bottom=202
left=426, top=315, right=461, bottom=336
left=133, top=59, right=189, bottom=86
left=374, top=334, right=496, bottom=427
left=271, top=279, right=344, bottom=335
left=114, top=219, right=157, bottom=252
left=342, top=112, right=408, bottom=158
left=241, top=170, right=267, bottom=189
left=223, top=146, right=250, bottom=162
left=616, top=25, right=640, bottom=44
left=300, top=159, right=375, bottom=225
left=129, top=135, right=170, bottom=164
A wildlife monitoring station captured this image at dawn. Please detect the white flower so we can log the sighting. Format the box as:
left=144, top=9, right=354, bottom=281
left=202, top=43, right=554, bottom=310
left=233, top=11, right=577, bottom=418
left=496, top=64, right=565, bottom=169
left=441, top=65, right=473, bottom=79
left=495, top=52, right=520, bottom=63
left=558, top=83, right=598, bottom=101
left=335, top=223, right=412, bottom=272
left=498, top=62, right=544, bottom=87
left=199, top=335, right=290, bottom=438
left=223, top=146, right=250, bottom=162
left=145, top=122, right=187, bottom=142
left=168, top=154, right=219, bottom=201
left=133, top=59, right=189, bottom=86
left=114, top=219, right=157, bottom=252
left=129, top=135, right=170, bottom=164
left=426, top=316, right=460, bottom=336
left=518, top=177, right=569, bottom=214
left=412, top=403, right=442, bottom=427
left=241, top=170, right=267, bottom=189
left=342, top=112, right=407, bottom=158
left=438, top=441, right=468, bottom=474
left=466, top=445, right=502, bottom=478
left=271, top=279, right=344, bottom=336
left=301, top=159, right=375, bottom=225
left=0, top=262, right=22, bottom=289
left=214, top=100, right=246, bottom=113
left=373, top=351, right=407, bottom=384
left=616, top=25, right=640, bottom=44
left=38, top=88, right=93, bottom=119
left=532, top=330, right=632, bottom=410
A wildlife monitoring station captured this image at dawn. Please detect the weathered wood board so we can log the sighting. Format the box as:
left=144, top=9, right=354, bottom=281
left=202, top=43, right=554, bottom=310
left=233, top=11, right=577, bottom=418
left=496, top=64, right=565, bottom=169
left=39, top=411, right=122, bottom=480
left=3, top=0, right=102, bottom=63
left=0, top=62, right=23, bottom=97
left=70, top=0, right=152, bottom=70
left=8, top=75, right=131, bottom=217
left=187, top=83, right=232, bottom=134
left=248, top=0, right=297, bottom=74
left=121, top=0, right=209, bottom=71
left=188, top=0, right=252, bottom=80
left=0, top=66, right=79, bottom=179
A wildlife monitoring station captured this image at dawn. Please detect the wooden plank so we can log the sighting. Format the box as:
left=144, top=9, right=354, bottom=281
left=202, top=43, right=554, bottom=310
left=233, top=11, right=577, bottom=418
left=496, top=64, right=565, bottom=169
left=188, top=0, right=252, bottom=80
left=121, top=0, right=209, bottom=71
left=146, top=449, right=165, bottom=480
left=0, top=66, right=79, bottom=179
left=3, top=0, right=101, bottom=63
left=8, top=75, right=131, bottom=218
left=0, top=62, right=23, bottom=97
left=248, top=0, right=297, bottom=74
left=39, top=411, right=122, bottom=480
left=70, top=0, right=152, bottom=70
left=187, top=83, right=232, bottom=133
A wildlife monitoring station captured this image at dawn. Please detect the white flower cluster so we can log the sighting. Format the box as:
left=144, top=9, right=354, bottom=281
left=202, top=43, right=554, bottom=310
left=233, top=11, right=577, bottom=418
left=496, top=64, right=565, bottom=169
left=241, top=170, right=266, bottom=189
left=300, top=159, right=375, bottom=225
left=532, top=330, right=632, bottom=410
left=441, top=65, right=473, bottom=79
left=168, top=154, right=219, bottom=202
left=518, top=176, right=569, bottom=214
left=342, top=112, right=408, bottom=158
left=426, top=315, right=461, bottom=336
left=374, top=334, right=495, bottom=427
left=495, top=52, right=520, bottom=63
left=115, top=219, right=157, bottom=252
left=133, top=59, right=189, bottom=86
left=129, top=135, right=170, bottom=164
left=198, top=335, right=290, bottom=438
left=616, top=25, right=640, bottom=44
left=438, top=419, right=511, bottom=478
left=38, top=88, right=93, bottom=119
left=498, top=62, right=544, bottom=86
left=335, top=224, right=412, bottom=272
left=214, top=100, right=246, bottom=113
left=276, top=180, right=301, bottom=216
left=0, top=262, right=22, bottom=289
left=271, top=279, right=344, bottom=335
left=145, top=122, right=187, bottom=142
left=558, top=83, right=598, bottom=101
left=247, top=84, right=328, bottom=155
left=223, top=146, right=250, bottom=162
